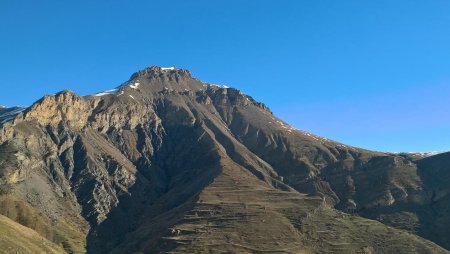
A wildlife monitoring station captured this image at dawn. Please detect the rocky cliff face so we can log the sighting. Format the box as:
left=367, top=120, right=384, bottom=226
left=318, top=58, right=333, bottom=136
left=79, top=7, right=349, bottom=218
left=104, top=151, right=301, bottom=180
left=0, top=66, right=449, bottom=253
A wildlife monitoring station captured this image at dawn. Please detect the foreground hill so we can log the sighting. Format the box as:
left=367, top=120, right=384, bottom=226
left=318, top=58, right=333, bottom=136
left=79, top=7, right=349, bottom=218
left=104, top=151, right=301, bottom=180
left=0, top=214, right=65, bottom=254
left=0, top=66, right=448, bottom=253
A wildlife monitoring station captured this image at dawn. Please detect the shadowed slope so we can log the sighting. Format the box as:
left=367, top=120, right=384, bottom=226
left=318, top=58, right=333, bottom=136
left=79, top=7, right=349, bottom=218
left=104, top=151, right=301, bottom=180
left=416, top=152, right=450, bottom=249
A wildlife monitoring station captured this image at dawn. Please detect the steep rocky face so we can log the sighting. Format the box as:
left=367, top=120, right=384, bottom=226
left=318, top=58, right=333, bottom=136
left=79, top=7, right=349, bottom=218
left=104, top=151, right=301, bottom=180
left=0, top=66, right=449, bottom=253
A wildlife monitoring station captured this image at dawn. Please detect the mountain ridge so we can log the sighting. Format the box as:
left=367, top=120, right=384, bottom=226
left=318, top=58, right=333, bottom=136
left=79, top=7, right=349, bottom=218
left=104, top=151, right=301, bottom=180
left=0, top=65, right=449, bottom=253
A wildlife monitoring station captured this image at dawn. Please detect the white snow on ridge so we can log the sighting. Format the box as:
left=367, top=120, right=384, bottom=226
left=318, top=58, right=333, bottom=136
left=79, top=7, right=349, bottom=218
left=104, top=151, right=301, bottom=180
left=273, top=118, right=337, bottom=145
left=397, top=151, right=448, bottom=158
left=115, top=79, right=141, bottom=91
left=161, top=67, right=175, bottom=71
left=209, top=83, right=229, bottom=89
left=0, top=116, right=15, bottom=124
left=0, top=106, right=27, bottom=124
left=0, top=107, right=27, bottom=117
left=93, top=80, right=138, bottom=96
left=94, top=89, right=118, bottom=97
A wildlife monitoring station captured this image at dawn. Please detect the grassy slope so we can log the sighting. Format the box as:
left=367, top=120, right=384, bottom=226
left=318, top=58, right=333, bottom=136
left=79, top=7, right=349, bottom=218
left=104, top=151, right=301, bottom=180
left=0, top=214, right=66, bottom=254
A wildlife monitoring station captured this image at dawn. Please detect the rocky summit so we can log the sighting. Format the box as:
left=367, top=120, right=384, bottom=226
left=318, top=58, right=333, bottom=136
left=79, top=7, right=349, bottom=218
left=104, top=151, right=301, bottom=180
left=0, top=66, right=449, bottom=253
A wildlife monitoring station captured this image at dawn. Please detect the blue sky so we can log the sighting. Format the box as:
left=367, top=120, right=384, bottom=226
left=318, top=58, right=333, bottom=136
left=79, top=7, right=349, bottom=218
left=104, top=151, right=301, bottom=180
left=1, top=0, right=449, bottom=152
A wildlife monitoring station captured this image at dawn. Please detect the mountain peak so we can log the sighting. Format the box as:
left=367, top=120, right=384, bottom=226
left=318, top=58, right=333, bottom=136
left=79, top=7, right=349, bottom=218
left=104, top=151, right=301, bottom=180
left=129, top=65, right=192, bottom=80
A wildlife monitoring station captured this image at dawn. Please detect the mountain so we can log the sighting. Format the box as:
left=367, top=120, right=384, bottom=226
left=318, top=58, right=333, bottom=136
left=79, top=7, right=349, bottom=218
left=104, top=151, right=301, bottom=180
left=0, top=66, right=449, bottom=253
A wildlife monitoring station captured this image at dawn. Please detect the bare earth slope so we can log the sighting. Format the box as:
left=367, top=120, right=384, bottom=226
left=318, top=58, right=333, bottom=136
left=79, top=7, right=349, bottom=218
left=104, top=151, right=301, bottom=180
left=0, top=66, right=449, bottom=253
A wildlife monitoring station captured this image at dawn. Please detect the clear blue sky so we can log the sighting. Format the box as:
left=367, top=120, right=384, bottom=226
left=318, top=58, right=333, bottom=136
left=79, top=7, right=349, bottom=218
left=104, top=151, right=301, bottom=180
left=1, top=0, right=449, bottom=152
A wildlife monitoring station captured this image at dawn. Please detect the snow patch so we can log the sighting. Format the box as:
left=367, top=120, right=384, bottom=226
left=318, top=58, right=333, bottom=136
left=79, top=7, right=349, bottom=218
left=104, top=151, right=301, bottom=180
left=273, top=118, right=335, bottom=143
left=395, top=151, right=448, bottom=158
left=0, top=116, right=15, bottom=124
left=94, top=89, right=118, bottom=96
left=130, top=82, right=140, bottom=89
left=129, top=95, right=135, bottom=100
left=0, top=106, right=27, bottom=124
left=213, top=84, right=229, bottom=88
left=205, top=83, right=229, bottom=89
left=161, top=67, right=175, bottom=71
